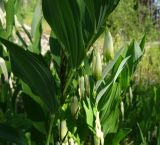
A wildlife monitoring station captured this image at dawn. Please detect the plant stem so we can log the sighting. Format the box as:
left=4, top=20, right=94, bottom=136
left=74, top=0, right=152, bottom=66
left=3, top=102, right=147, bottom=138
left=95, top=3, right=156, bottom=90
left=63, top=69, right=75, bottom=97
left=46, top=114, right=55, bottom=145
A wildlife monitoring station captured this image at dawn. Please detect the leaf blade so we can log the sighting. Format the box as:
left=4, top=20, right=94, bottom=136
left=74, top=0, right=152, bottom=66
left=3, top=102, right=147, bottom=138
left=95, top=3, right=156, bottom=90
left=0, top=37, right=58, bottom=112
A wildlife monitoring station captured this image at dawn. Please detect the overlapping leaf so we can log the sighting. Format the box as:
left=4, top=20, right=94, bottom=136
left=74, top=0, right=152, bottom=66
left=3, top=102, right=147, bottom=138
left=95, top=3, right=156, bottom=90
left=83, top=0, right=120, bottom=46
left=42, top=0, right=120, bottom=68
left=42, top=0, right=85, bottom=68
left=99, top=83, right=121, bottom=136
left=0, top=37, right=58, bottom=112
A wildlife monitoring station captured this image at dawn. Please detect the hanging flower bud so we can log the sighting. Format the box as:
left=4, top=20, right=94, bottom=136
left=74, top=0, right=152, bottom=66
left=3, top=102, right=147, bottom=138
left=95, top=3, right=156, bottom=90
left=68, top=138, right=74, bottom=145
left=79, top=76, right=85, bottom=98
left=120, top=101, right=124, bottom=121
left=0, top=8, right=6, bottom=28
left=25, top=132, right=31, bottom=145
left=92, top=49, right=102, bottom=80
left=94, top=112, right=104, bottom=145
left=61, top=120, right=68, bottom=141
left=84, top=75, right=90, bottom=96
left=70, top=96, right=79, bottom=117
left=103, top=31, right=114, bottom=60
left=129, top=87, right=133, bottom=104
left=56, top=142, right=60, bottom=145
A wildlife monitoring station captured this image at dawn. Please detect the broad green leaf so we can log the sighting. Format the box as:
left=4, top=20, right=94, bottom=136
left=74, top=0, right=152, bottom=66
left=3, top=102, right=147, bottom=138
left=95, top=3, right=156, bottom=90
left=42, top=0, right=120, bottom=68
left=112, top=128, right=132, bottom=145
left=21, top=81, right=49, bottom=115
left=99, top=83, right=120, bottom=111
left=49, top=35, right=61, bottom=67
left=105, top=128, right=132, bottom=145
left=113, top=56, right=130, bottom=82
left=99, top=83, right=121, bottom=136
left=96, top=83, right=111, bottom=104
left=0, top=123, right=27, bottom=145
left=0, top=37, right=58, bottom=112
left=42, top=0, right=85, bottom=68
left=22, top=93, right=47, bottom=121
left=101, top=107, right=119, bottom=136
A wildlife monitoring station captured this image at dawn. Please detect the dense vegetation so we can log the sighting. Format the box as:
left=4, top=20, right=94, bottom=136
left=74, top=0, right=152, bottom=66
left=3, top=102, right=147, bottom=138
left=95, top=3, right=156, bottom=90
left=0, top=0, right=160, bottom=145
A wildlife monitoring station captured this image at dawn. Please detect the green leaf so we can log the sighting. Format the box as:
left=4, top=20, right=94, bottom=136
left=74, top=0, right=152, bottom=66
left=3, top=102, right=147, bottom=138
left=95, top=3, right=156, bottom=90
left=0, top=37, right=58, bottom=112
left=0, top=0, right=15, bottom=38
left=112, top=128, right=132, bottom=145
left=99, top=83, right=121, bottom=136
left=0, top=109, right=5, bottom=123
left=21, top=81, right=49, bottom=115
left=42, top=0, right=85, bottom=68
left=0, top=83, right=9, bottom=103
left=102, top=107, right=119, bottom=136
left=42, top=0, right=120, bottom=68
left=31, top=121, right=47, bottom=135
left=31, top=0, right=42, bottom=54
left=140, top=34, right=146, bottom=52
left=99, top=83, right=120, bottom=111
left=6, top=114, right=31, bottom=130
left=83, top=97, right=94, bottom=131
left=95, top=47, right=125, bottom=90
left=49, top=35, right=61, bottom=67
left=0, top=123, right=27, bottom=145
left=137, top=123, right=147, bottom=145
left=113, top=56, right=130, bottom=82
left=119, top=65, right=130, bottom=90
left=126, top=40, right=143, bottom=75
left=83, top=0, right=120, bottom=47
left=22, top=93, right=47, bottom=121
left=96, top=83, right=111, bottom=104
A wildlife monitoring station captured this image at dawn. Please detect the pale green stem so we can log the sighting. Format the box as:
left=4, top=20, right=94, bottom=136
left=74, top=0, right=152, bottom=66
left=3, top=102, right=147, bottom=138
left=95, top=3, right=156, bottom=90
left=63, top=69, right=75, bottom=96
left=46, top=114, right=55, bottom=145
